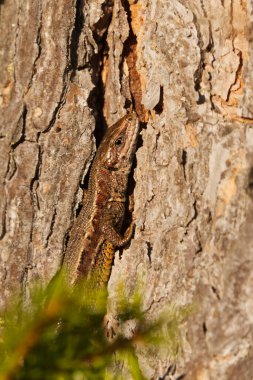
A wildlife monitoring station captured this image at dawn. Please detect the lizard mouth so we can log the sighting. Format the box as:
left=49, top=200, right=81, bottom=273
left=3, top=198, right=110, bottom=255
left=122, top=114, right=139, bottom=158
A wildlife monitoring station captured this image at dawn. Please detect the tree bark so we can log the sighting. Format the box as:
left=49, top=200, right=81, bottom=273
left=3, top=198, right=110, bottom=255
left=1, top=0, right=253, bottom=379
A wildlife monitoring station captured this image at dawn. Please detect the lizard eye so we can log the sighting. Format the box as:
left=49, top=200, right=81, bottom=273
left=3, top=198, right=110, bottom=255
left=115, top=137, right=123, bottom=146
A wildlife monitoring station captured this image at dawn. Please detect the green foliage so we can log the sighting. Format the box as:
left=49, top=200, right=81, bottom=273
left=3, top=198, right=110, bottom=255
left=0, top=273, right=192, bottom=380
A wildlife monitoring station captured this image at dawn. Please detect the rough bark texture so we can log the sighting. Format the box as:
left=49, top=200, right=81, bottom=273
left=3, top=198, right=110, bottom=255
left=0, top=0, right=253, bottom=379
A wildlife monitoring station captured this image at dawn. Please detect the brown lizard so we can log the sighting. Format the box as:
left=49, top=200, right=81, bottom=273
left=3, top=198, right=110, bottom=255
left=63, top=113, right=139, bottom=287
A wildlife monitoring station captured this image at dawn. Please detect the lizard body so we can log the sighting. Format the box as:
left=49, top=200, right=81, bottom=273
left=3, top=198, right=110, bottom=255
left=63, top=113, right=139, bottom=287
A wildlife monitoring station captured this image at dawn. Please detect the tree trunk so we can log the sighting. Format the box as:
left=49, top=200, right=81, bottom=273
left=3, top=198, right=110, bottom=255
left=1, top=0, right=253, bottom=379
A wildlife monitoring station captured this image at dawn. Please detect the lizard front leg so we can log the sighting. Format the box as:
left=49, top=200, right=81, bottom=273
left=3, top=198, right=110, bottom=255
left=102, top=222, right=135, bottom=247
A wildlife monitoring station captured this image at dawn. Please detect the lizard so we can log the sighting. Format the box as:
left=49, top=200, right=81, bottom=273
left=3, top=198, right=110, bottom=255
left=63, top=113, right=139, bottom=288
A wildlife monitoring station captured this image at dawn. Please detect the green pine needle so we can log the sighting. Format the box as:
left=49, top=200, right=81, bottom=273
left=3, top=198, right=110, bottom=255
left=0, top=272, right=192, bottom=380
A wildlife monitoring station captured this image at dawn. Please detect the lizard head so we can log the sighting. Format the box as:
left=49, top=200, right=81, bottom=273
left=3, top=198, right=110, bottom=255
left=97, top=113, right=139, bottom=172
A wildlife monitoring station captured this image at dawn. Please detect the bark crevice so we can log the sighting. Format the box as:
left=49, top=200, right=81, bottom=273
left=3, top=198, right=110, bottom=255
left=69, top=0, right=84, bottom=73
left=26, top=2, right=42, bottom=95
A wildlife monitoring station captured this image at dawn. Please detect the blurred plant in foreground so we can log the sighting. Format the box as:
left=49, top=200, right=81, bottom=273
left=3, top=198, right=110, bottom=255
left=0, top=272, right=192, bottom=380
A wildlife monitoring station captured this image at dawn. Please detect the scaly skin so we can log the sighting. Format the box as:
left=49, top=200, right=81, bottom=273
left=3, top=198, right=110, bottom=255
left=63, top=113, right=139, bottom=287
